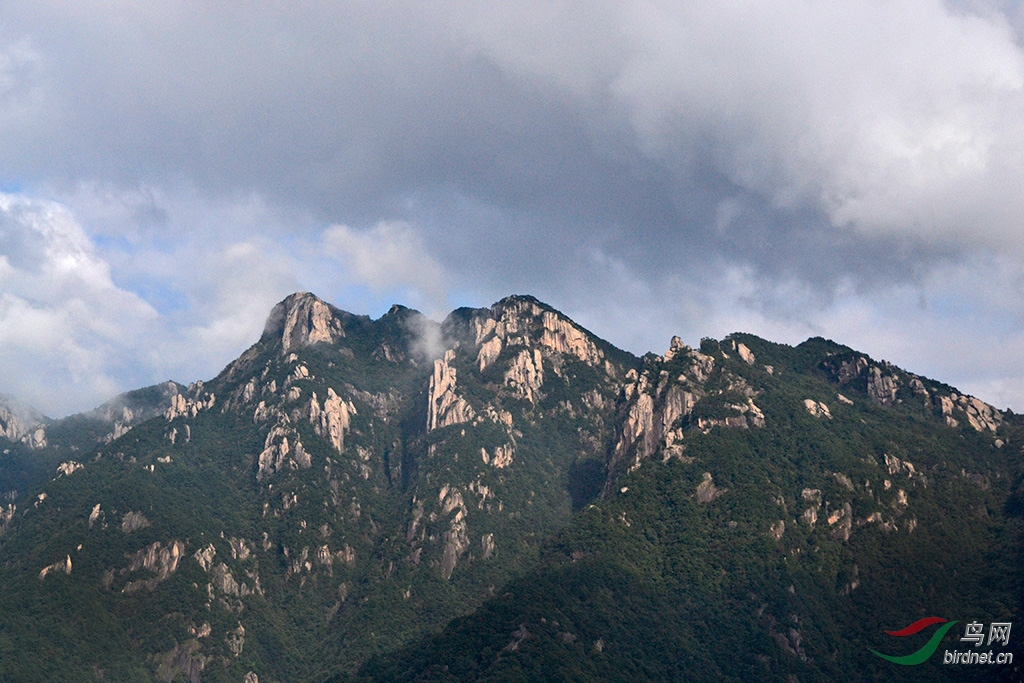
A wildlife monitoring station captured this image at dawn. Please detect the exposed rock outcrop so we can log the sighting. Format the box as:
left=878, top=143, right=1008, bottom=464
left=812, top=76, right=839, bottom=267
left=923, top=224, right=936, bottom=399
left=39, top=554, right=72, bottom=580
left=729, top=339, right=755, bottom=364
left=23, top=428, right=46, bottom=449
left=908, top=378, right=929, bottom=400
left=155, top=640, right=207, bottom=683
left=821, top=353, right=1006, bottom=434
left=831, top=355, right=869, bottom=385
left=165, top=388, right=215, bottom=421
left=0, top=405, right=32, bottom=441
left=263, top=292, right=346, bottom=353
left=694, top=398, right=765, bottom=433
left=867, top=367, right=898, bottom=406
left=211, top=563, right=256, bottom=598
left=406, top=499, right=425, bottom=547
left=827, top=502, right=853, bottom=541
left=122, top=540, right=185, bottom=592
left=936, top=391, right=1002, bottom=434
left=226, top=623, right=245, bottom=657
left=612, top=339, right=766, bottom=480
left=696, top=473, right=726, bottom=503
left=88, top=503, right=101, bottom=528
left=803, top=399, right=832, bottom=419
left=956, top=394, right=1001, bottom=433
left=121, top=511, right=151, bottom=533
left=107, top=414, right=133, bottom=442
left=309, top=388, right=355, bottom=454
left=481, top=443, right=515, bottom=468
left=935, top=395, right=959, bottom=427
left=194, top=544, right=217, bottom=572
left=0, top=398, right=47, bottom=448
left=833, top=472, right=855, bottom=491
left=166, top=424, right=191, bottom=443
left=539, top=311, right=603, bottom=366
left=883, top=454, right=925, bottom=485
left=617, top=389, right=655, bottom=464
left=482, top=533, right=496, bottom=560
left=615, top=355, right=701, bottom=467
left=0, top=503, right=14, bottom=535
left=504, top=349, right=544, bottom=402
left=823, top=354, right=903, bottom=407
left=228, top=537, right=252, bottom=561
left=427, top=350, right=474, bottom=431
left=257, top=421, right=311, bottom=481
left=439, top=485, right=470, bottom=580
left=477, top=336, right=502, bottom=372
left=469, top=298, right=605, bottom=371
left=56, top=461, right=84, bottom=477
left=84, top=381, right=183, bottom=443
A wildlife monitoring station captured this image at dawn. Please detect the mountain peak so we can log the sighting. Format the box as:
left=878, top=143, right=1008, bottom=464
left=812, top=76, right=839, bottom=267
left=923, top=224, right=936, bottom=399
left=261, top=292, right=346, bottom=352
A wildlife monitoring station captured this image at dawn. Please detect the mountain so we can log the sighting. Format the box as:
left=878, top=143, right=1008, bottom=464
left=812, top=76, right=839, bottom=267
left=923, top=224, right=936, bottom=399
left=349, top=335, right=1024, bottom=682
left=0, top=381, right=185, bottom=513
left=0, top=293, right=1019, bottom=682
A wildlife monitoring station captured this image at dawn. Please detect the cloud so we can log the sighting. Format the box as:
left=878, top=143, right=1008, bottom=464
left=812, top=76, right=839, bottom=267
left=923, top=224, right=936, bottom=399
left=0, top=189, right=458, bottom=415
left=0, top=3, right=1023, bottom=411
left=406, top=313, right=447, bottom=363
left=5, top=2, right=1023, bottom=266
left=463, top=1, right=1024, bottom=245
left=0, top=193, right=158, bottom=415
left=324, top=221, right=449, bottom=317
left=0, top=189, right=306, bottom=415
left=555, top=248, right=1024, bottom=410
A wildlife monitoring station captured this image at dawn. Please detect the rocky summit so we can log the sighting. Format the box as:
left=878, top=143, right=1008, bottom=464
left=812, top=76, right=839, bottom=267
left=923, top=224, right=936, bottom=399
left=0, top=293, right=1020, bottom=682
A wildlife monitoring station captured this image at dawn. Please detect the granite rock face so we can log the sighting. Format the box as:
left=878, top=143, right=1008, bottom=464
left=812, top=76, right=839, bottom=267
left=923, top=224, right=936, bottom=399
left=0, top=397, right=47, bottom=448
left=264, top=292, right=347, bottom=353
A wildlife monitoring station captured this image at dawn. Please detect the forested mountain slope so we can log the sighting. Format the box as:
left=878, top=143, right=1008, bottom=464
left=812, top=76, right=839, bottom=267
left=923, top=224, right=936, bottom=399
left=0, top=293, right=1019, bottom=682
left=350, top=334, right=1023, bottom=682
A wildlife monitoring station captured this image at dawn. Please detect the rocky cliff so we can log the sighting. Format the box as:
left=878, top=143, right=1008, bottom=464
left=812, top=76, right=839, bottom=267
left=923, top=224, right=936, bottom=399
left=0, top=396, right=47, bottom=448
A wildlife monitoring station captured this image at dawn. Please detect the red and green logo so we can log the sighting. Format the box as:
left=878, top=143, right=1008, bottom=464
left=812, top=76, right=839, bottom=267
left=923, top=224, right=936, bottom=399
left=870, top=617, right=958, bottom=665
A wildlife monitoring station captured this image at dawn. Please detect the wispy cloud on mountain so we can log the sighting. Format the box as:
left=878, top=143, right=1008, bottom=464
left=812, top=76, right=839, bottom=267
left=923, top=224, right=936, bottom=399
left=1, top=1, right=1024, bottom=414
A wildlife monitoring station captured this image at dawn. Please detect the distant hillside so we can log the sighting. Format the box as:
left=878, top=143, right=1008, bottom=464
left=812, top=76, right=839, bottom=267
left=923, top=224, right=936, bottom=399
left=0, top=382, right=184, bottom=506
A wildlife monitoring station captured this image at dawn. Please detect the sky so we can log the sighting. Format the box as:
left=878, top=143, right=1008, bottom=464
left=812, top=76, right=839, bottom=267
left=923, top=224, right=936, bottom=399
left=3, top=1, right=1024, bottom=417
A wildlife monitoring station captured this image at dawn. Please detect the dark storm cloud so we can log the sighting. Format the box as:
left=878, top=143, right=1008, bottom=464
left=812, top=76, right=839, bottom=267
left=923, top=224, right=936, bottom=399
left=2, top=2, right=1000, bottom=280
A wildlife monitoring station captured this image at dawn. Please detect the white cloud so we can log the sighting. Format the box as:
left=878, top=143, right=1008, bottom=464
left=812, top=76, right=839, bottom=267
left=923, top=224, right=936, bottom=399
left=0, top=189, right=313, bottom=415
left=461, top=1, right=1024, bottom=247
left=324, top=221, right=449, bottom=317
left=3, top=185, right=1023, bottom=417
left=0, top=193, right=158, bottom=415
